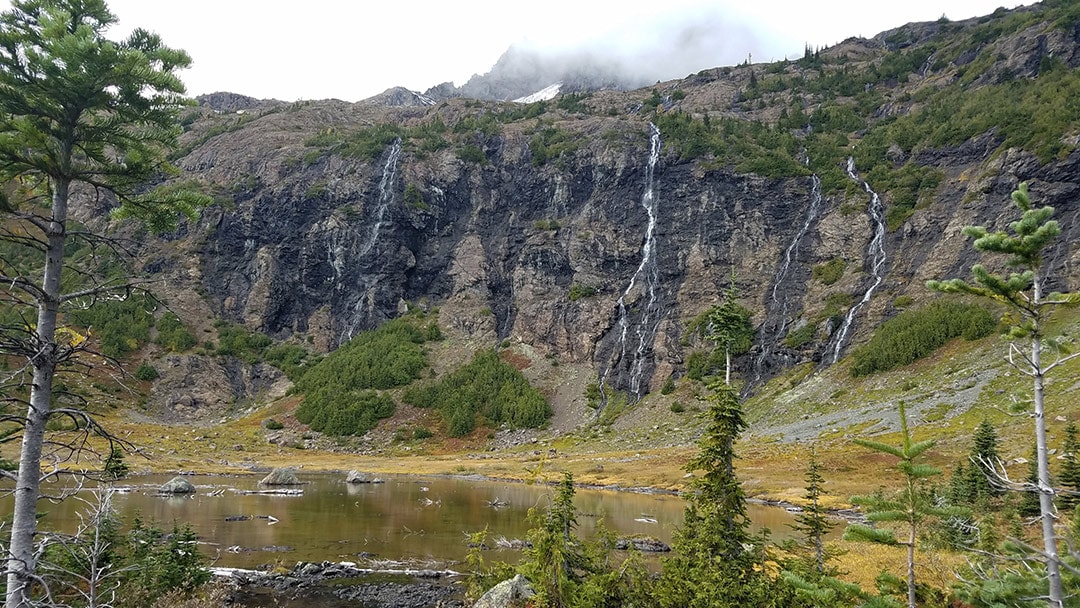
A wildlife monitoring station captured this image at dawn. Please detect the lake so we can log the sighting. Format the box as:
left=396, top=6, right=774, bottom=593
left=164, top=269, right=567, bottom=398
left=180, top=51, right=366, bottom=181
left=7, top=473, right=809, bottom=570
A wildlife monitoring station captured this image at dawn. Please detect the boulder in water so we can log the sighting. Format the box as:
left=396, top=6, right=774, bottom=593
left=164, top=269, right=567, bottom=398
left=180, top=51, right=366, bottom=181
left=345, top=470, right=384, bottom=484
left=259, top=467, right=300, bottom=486
left=160, top=476, right=196, bottom=494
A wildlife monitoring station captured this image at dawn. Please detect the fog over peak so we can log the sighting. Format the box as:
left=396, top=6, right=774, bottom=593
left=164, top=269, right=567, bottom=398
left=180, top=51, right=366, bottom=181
left=427, top=6, right=769, bottom=101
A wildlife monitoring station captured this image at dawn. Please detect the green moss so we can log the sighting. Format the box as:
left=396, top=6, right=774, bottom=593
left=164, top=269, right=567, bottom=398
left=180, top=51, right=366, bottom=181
left=812, top=258, right=847, bottom=286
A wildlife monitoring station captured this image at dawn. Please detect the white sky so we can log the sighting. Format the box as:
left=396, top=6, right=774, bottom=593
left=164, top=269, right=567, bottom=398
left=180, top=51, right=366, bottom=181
left=0, top=0, right=1029, bottom=101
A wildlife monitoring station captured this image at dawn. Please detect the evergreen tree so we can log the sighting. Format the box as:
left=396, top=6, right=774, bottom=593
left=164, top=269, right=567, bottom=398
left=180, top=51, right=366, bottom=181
left=928, top=182, right=1078, bottom=606
left=518, top=472, right=647, bottom=608
left=968, top=418, right=1004, bottom=502
left=844, top=402, right=968, bottom=608
left=1059, top=422, right=1080, bottom=510
left=789, top=445, right=835, bottom=575
left=0, top=2, right=208, bottom=605
left=949, top=460, right=975, bottom=506
left=1019, top=445, right=1043, bottom=518
left=655, top=379, right=807, bottom=608
left=705, top=270, right=754, bottom=385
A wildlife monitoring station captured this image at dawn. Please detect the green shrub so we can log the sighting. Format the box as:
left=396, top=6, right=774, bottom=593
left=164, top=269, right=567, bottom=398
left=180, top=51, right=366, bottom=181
left=155, top=312, right=196, bottom=352
left=404, top=183, right=428, bottom=209
left=126, top=519, right=211, bottom=599
left=296, top=389, right=394, bottom=436
left=850, top=300, right=996, bottom=376
left=568, top=283, right=597, bottom=301
left=585, top=382, right=601, bottom=409
left=784, top=324, right=818, bottom=349
left=263, top=418, right=284, bottom=430
left=306, top=123, right=402, bottom=161
left=685, top=349, right=725, bottom=381
left=213, top=322, right=273, bottom=364
left=457, top=144, right=486, bottom=164
left=134, top=362, right=159, bottom=381
left=402, top=349, right=551, bottom=437
left=264, top=343, right=314, bottom=380
left=413, top=427, right=434, bottom=440
left=68, top=294, right=154, bottom=359
left=660, top=376, right=677, bottom=395
left=812, top=258, right=847, bottom=285
left=556, top=92, right=591, bottom=113
left=669, top=402, right=686, bottom=413
left=294, top=319, right=432, bottom=436
left=529, top=126, right=582, bottom=166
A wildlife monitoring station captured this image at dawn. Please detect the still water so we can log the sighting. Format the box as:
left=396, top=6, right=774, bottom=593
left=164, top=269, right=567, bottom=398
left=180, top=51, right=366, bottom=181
left=10, top=473, right=807, bottom=569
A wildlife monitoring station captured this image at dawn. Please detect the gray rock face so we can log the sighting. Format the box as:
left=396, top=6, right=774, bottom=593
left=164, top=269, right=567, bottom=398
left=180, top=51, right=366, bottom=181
left=160, top=476, right=196, bottom=494
left=473, top=574, right=534, bottom=608
left=151, top=5, right=1080, bottom=419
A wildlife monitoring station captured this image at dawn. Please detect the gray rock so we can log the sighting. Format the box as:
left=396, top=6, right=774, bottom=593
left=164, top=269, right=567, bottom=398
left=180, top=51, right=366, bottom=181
left=346, top=470, right=371, bottom=483
left=615, top=536, right=671, bottom=552
left=160, top=476, right=196, bottom=494
left=260, top=467, right=300, bottom=486
left=473, top=574, right=534, bottom=608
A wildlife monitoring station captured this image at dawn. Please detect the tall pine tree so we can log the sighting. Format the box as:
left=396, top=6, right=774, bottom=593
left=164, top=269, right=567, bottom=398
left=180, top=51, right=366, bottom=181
left=0, top=2, right=208, bottom=605
left=928, top=182, right=1078, bottom=606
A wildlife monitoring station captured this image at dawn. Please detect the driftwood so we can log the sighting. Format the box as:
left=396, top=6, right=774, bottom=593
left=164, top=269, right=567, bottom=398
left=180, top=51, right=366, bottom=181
left=234, top=488, right=304, bottom=496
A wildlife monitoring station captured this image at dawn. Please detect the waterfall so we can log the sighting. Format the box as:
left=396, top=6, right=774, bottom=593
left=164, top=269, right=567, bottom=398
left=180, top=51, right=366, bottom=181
left=360, top=138, right=402, bottom=257
left=604, top=123, right=663, bottom=399
left=339, top=139, right=403, bottom=344
left=830, top=157, right=887, bottom=363
left=752, top=165, right=823, bottom=384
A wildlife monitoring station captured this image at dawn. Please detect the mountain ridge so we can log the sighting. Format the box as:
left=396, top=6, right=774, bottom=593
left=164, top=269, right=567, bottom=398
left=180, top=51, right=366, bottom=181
left=67, top=1, right=1080, bottom=454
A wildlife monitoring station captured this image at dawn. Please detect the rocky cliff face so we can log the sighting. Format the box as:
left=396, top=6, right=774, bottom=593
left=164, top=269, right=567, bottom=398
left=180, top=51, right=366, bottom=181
left=145, top=4, right=1080, bottom=422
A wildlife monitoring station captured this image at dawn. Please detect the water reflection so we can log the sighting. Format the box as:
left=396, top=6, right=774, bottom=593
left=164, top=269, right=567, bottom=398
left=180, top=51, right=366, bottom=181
left=1, top=473, right=809, bottom=569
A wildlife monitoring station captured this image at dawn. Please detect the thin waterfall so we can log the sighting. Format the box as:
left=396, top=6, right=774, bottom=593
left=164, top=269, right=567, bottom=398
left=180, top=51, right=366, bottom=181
left=602, top=123, right=663, bottom=400
left=752, top=162, right=823, bottom=384
left=360, top=138, right=402, bottom=257
left=830, top=157, right=887, bottom=363
left=339, top=139, right=403, bottom=344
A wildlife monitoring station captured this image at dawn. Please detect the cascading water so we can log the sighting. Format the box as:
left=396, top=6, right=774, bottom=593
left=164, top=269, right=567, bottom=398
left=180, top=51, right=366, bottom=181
left=752, top=161, right=823, bottom=385
left=339, top=139, right=403, bottom=343
left=602, top=123, right=663, bottom=400
left=360, top=138, right=402, bottom=257
left=830, top=157, right=887, bottom=363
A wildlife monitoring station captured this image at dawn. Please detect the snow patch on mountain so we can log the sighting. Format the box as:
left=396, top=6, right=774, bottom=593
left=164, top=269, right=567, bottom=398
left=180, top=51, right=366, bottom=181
left=514, top=83, right=562, bottom=103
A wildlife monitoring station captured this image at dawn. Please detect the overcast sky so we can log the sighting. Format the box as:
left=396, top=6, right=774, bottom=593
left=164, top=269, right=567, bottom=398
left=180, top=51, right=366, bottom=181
left=1, top=0, right=1029, bottom=101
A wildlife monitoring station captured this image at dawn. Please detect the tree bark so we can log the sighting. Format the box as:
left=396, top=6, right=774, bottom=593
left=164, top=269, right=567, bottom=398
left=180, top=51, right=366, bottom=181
left=1033, top=331, right=1064, bottom=607
left=5, top=177, right=69, bottom=608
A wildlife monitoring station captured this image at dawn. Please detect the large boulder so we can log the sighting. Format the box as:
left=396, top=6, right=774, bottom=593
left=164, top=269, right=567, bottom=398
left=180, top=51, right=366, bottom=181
left=260, top=467, right=300, bottom=486
left=473, top=574, right=534, bottom=608
left=160, top=476, right=196, bottom=494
